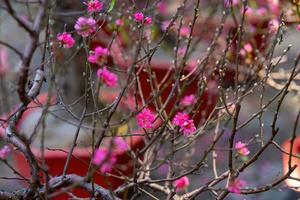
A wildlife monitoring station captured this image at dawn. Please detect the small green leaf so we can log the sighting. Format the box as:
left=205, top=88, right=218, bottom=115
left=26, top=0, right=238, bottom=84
left=108, top=0, right=116, bottom=12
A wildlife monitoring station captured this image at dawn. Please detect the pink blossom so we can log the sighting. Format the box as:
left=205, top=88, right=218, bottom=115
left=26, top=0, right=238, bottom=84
left=174, top=176, right=190, bottom=191
left=88, top=46, right=109, bottom=64
left=172, top=112, right=196, bottom=136
left=268, top=0, right=280, bottom=16
left=0, top=145, right=10, bottom=159
left=74, top=17, right=97, bottom=37
left=244, top=7, right=254, bottom=17
left=179, top=26, right=190, bottom=37
left=56, top=32, right=75, bottom=49
left=269, top=19, right=279, bottom=33
left=161, top=20, right=174, bottom=31
left=240, top=43, right=253, bottom=56
left=235, top=141, right=250, bottom=156
left=177, top=47, right=186, bottom=57
left=297, top=24, right=300, bottom=32
left=97, top=67, right=118, bottom=87
left=115, top=19, right=124, bottom=26
left=113, top=137, right=128, bottom=152
left=157, top=2, right=167, bottom=15
left=134, top=12, right=144, bottom=23
left=180, top=94, right=196, bottom=107
left=145, top=17, right=152, bottom=25
left=84, top=0, right=103, bottom=13
left=243, top=43, right=253, bottom=53
left=92, top=149, right=117, bottom=173
left=256, top=7, right=267, bottom=16
left=228, top=179, right=246, bottom=194
left=224, top=0, right=239, bottom=7
left=137, top=108, right=155, bottom=129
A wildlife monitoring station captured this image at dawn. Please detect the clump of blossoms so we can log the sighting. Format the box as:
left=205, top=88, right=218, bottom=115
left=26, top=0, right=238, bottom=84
left=84, top=0, right=103, bottom=13
left=179, top=26, right=190, bottom=37
left=133, top=12, right=152, bottom=25
left=74, top=17, right=97, bottom=37
left=174, top=176, right=190, bottom=191
left=235, top=141, right=250, bottom=156
left=56, top=32, right=75, bottom=49
left=92, top=149, right=117, bottom=174
left=180, top=94, right=196, bottom=107
left=88, top=46, right=109, bottom=64
left=136, top=108, right=155, bottom=129
left=228, top=179, right=246, bottom=194
left=97, top=67, right=118, bottom=87
left=172, top=112, right=196, bottom=136
left=0, top=145, right=10, bottom=159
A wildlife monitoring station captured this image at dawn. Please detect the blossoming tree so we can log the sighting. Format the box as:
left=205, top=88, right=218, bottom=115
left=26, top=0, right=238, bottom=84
left=0, top=0, right=300, bottom=199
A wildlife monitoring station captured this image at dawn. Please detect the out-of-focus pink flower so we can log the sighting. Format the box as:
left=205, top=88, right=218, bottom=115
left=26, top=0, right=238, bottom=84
left=235, top=141, right=250, bottom=156
left=297, top=24, right=300, bottom=32
left=134, top=12, right=144, bottom=23
left=268, top=0, right=280, bottom=16
left=145, top=17, right=152, bottom=25
left=97, top=67, right=118, bottom=87
left=0, top=145, right=10, bottom=159
left=240, top=43, right=253, bottom=56
left=137, top=108, right=155, bottom=129
left=243, top=43, right=253, bottom=53
left=179, top=26, right=190, bottom=37
left=0, top=47, right=9, bottom=77
left=74, top=17, right=97, bottom=37
left=224, top=0, right=239, bottom=7
left=180, top=94, right=196, bottom=107
left=228, top=179, right=246, bottom=194
left=92, top=149, right=117, bottom=173
left=269, top=19, right=279, bottom=33
left=256, top=7, right=267, bottom=16
left=174, top=176, right=190, bottom=191
left=113, top=137, right=128, bottom=152
left=244, top=7, right=254, bottom=17
left=84, top=0, right=103, bottom=13
left=161, top=21, right=169, bottom=31
left=115, top=19, right=124, bottom=26
left=88, top=46, right=109, bottom=64
left=172, top=112, right=196, bottom=136
left=157, top=2, right=167, bottom=15
left=57, top=32, right=75, bottom=49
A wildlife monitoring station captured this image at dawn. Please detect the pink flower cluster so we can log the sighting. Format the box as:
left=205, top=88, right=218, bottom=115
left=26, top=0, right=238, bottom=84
left=84, top=0, right=103, bottom=13
left=136, top=108, right=155, bottom=129
left=228, top=179, right=246, bottom=194
left=88, top=46, right=109, bottom=64
left=0, top=145, right=10, bottom=159
left=180, top=94, right=196, bottom=107
left=235, top=141, right=250, bottom=156
left=57, top=32, right=75, bottom=49
left=172, top=112, right=196, bottom=136
left=133, top=12, right=152, bottom=25
left=92, top=149, right=116, bottom=173
left=97, top=67, right=118, bottom=87
left=92, top=137, right=128, bottom=173
left=74, top=17, right=97, bottom=37
left=174, top=176, right=189, bottom=191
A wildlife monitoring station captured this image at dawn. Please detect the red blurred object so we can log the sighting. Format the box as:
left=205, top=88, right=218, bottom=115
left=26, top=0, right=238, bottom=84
left=282, top=138, right=300, bottom=192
